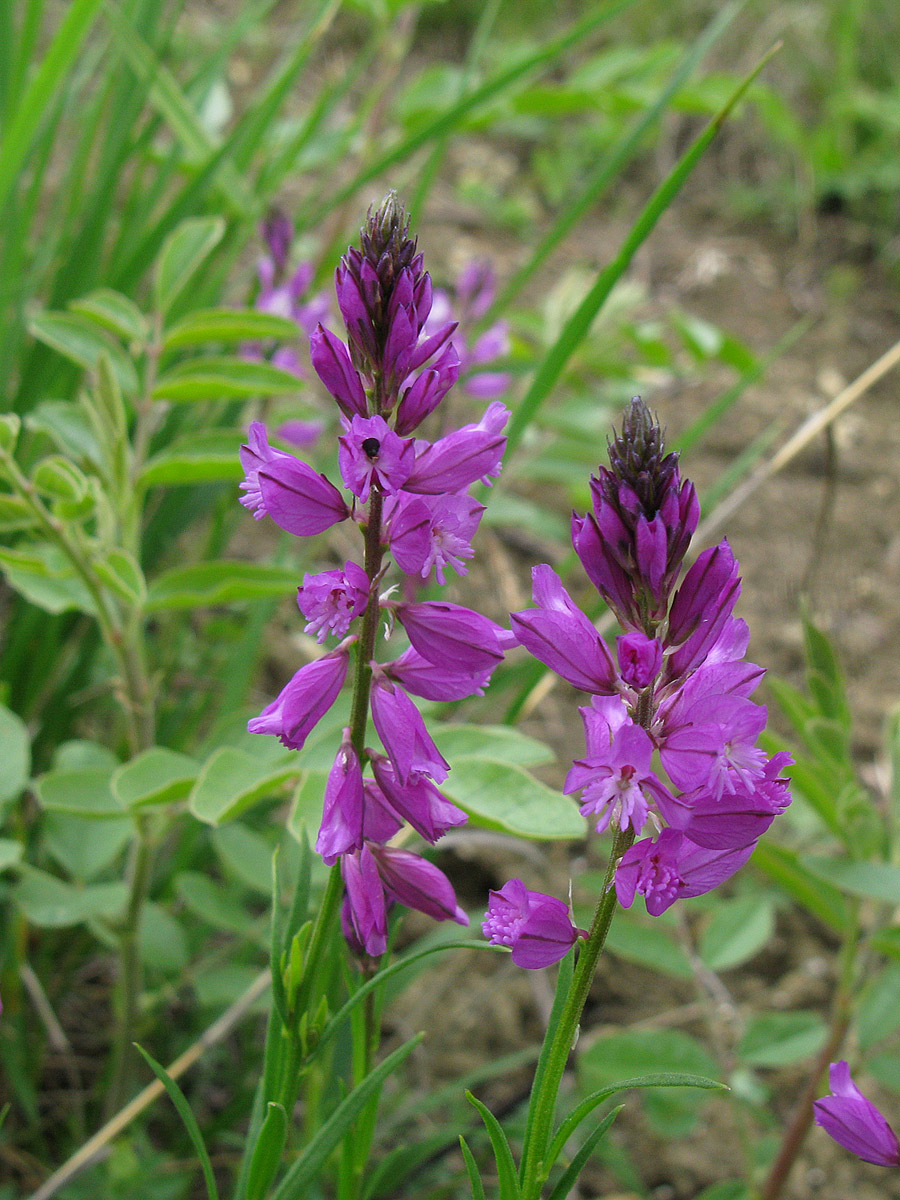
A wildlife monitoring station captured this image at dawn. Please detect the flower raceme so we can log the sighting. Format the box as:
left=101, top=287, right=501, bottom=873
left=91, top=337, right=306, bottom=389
left=487, top=398, right=791, bottom=956
left=241, top=194, right=511, bottom=955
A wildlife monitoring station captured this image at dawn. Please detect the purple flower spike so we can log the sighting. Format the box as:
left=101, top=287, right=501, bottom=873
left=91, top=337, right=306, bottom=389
left=310, top=326, right=368, bottom=418
left=511, top=565, right=618, bottom=695
left=248, top=649, right=348, bottom=750
left=370, top=670, right=450, bottom=784
left=297, top=562, right=369, bottom=642
left=370, top=844, right=469, bottom=926
left=338, top=414, right=414, bottom=501
left=482, top=880, right=583, bottom=968
left=316, top=733, right=365, bottom=864
left=404, top=401, right=509, bottom=494
left=369, top=752, right=467, bottom=843
left=814, top=1062, right=900, bottom=1166
left=395, top=600, right=505, bottom=675
left=342, top=846, right=388, bottom=957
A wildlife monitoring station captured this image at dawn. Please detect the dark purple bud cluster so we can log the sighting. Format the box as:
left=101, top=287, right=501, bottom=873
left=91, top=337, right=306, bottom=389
left=241, top=194, right=512, bottom=957
left=490, top=397, right=791, bottom=952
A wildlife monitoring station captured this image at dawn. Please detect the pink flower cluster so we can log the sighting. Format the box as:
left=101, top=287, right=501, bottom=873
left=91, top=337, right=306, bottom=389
left=241, top=194, right=512, bottom=956
left=484, top=398, right=791, bottom=967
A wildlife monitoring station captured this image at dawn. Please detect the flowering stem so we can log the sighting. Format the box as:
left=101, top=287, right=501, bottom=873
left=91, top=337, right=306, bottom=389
left=519, top=822, right=636, bottom=1200
left=348, top=487, right=385, bottom=757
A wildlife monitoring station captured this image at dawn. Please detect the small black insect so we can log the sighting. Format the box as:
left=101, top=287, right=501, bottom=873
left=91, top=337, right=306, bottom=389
left=362, top=437, right=381, bottom=459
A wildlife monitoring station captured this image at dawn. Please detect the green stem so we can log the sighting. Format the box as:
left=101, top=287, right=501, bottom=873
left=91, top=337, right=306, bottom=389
left=104, top=817, right=155, bottom=1117
left=348, top=487, right=385, bottom=757
left=519, top=823, right=636, bottom=1200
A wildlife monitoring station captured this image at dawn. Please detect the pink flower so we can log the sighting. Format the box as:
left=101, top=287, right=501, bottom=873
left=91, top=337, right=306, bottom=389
left=483, top=880, right=584, bottom=968
left=814, top=1062, right=900, bottom=1167
left=248, top=649, right=348, bottom=750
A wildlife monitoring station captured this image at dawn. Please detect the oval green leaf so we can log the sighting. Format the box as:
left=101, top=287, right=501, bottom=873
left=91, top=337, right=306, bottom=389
left=441, top=758, right=585, bottom=840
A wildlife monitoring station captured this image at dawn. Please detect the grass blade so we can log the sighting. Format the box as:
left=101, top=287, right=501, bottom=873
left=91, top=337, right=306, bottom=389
left=503, top=42, right=782, bottom=459
left=545, top=1106, right=622, bottom=1200
left=269, top=1034, right=423, bottom=1200
left=133, top=1043, right=220, bottom=1200
left=517, top=947, right=573, bottom=1184
left=547, top=1072, right=725, bottom=1170
left=466, top=1091, right=520, bottom=1200
left=460, top=1134, right=488, bottom=1200
left=302, top=0, right=638, bottom=225
left=489, top=0, right=745, bottom=320
left=0, top=0, right=105, bottom=213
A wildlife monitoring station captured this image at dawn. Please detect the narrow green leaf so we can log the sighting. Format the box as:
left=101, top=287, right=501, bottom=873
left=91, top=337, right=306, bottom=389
left=310, top=0, right=638, bottom=222
left=316, top=941, right=494, bottom=1058
left=28, top=311, right=139, bottom=393
left=549, top=1074, right=725, bottom=1170
left=441, top=758, right=585, bottom=840
left=246, top=1102, right=288, bottom=1200
left=68, top=288, right=149, bottom=344
left=503, top=45, right=779, bottom=457
left=112, top=748, right=199, bottom=809
left=154, top=216, right=226, bottom=315
left=579, top=1030, right=720, bottom=1137
left=152, top=356, right=302, bottom=402
left=466, top=1092, right=520, bottom=1200
left=94, top=549, right=147, bottom=606
left=490, top=0, right=743, bottom=317
left=138, top=431, right=245, bottom=488
left=189, top=747, right=297, bottom=825
left=750, top=840, right=848, bottom=932
left=162, top=308, right=301, bottom=351
left=0, top=544, right=95, bottom=614
left=519, top=947, right=574, bottom=1184
left=0, top=705, right=31, bottom=804
left=0, top=0, right=105, bottom=212
left=459, top=1135, right=487, bottom=1200
left=270, top=1035, right=423, bottom=1200
left=146, top=562, right=301, bottom=611
left=103, top=7, right=252, bottom=217
left=134, top=1044, right=220, bottom=1200
left=546, top=1107, right=623, bottom=1200
left=802, top=856, right=900, bottom=905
